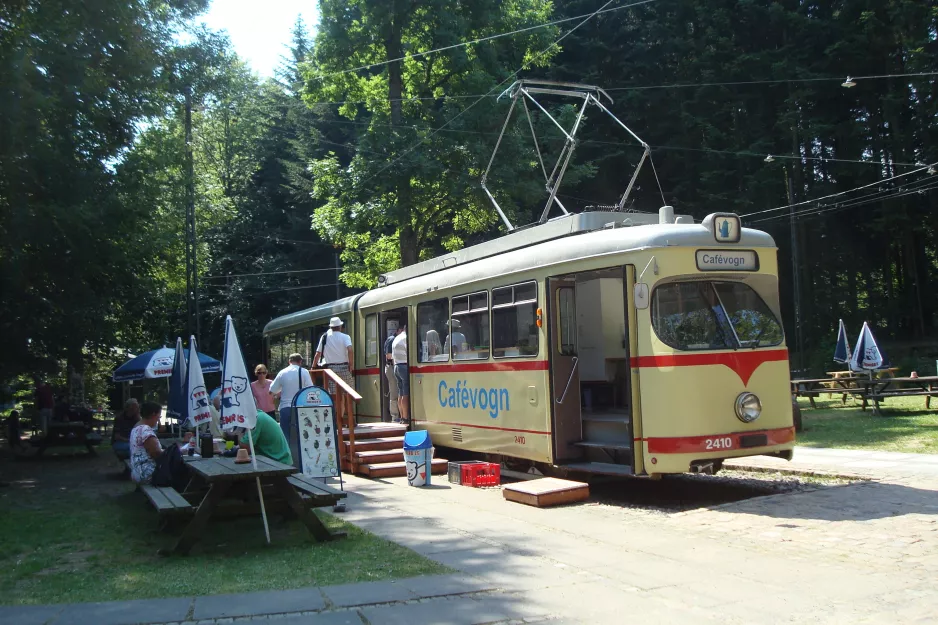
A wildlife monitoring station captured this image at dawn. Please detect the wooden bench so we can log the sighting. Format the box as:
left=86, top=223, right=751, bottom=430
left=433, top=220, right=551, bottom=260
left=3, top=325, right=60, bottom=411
left=140, top=484, right=194, bottom=515
left=125, top=459, right=194, bottom=516
left=287, top=473, right=346, bottom=502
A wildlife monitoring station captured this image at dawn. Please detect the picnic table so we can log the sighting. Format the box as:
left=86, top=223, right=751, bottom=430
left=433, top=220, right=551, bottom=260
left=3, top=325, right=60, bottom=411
left=31, top=422, right=102, bottom=456
left=856, top=376, right=938, bottom=415
left=791, top=376, right=864, bottom=408
left=826, top=368, right=898, bottom=380
left=161, top=455, right=346, bottom=555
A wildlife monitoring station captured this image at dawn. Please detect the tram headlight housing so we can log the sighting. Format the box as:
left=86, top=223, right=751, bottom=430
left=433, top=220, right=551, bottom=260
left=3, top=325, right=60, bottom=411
left=735, top=392, right=762, bottom=423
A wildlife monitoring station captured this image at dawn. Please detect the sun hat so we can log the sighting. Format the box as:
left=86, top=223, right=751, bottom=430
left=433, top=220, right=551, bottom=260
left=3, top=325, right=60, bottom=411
left=446, top=318, right=461, bottom=328
left=329, top=317, right=343, bottom=328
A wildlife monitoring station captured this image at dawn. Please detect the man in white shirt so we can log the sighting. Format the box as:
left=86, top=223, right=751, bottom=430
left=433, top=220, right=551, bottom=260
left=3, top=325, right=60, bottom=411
left=313, top=317, right=355, bottom=396
left=269, top=353, right=314, bottom=454
left=391, top=325, right=409, bottom=425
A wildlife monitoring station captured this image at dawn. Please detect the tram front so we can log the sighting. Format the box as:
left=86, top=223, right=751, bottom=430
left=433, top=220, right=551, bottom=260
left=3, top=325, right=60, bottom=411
left=633, top=213, right=795, bottom=476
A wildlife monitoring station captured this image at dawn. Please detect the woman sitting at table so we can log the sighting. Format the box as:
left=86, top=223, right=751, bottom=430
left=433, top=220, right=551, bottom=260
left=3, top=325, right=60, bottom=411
left=112, top=399, right=139, bottom=460
left=129, top=401, right=187, bottom=489
left=129, top=401, right=163, bottom=484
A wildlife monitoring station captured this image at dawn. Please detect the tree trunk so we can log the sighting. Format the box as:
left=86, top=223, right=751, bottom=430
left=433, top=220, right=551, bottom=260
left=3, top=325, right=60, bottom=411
left=66, top=343, right=85, bottom=406
left=385, top=2, right=415, bottom=266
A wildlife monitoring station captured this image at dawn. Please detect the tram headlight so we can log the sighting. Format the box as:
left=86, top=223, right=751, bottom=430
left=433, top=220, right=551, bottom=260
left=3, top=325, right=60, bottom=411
left=735, top=392, right=762, bottom=423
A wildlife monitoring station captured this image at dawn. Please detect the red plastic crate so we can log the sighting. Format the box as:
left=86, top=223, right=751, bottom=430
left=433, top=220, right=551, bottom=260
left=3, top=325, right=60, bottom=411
left=460, top=462, right=501, bottom=487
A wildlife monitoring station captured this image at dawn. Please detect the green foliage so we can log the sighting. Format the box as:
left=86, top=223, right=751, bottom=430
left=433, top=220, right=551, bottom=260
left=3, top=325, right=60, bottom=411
left=0, top=0, right=210, bottom=383
left=303, top=0, right=559, bottom=285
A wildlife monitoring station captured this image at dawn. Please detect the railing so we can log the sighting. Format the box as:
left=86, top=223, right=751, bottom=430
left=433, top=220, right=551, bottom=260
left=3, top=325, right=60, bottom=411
left=309, top=368, right=363, bottom=473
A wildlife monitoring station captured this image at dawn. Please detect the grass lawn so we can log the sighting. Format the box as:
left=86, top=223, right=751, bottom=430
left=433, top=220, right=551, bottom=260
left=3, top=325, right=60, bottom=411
left=0, top=447, right=449, bottom=606
left=796, top=395, right=938, bottom=454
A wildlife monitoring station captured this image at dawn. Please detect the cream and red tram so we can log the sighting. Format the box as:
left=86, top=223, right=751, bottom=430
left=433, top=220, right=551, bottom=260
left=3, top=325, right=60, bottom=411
left=263, top=210, right=794, bottom=477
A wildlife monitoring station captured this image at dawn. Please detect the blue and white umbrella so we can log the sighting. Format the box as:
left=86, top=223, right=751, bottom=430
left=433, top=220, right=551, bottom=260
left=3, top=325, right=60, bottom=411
left=849, top=322, right=889, bottom=372
left=833, top=319, right=851, bottom=364
left=113, top=346, right=221, bottom=382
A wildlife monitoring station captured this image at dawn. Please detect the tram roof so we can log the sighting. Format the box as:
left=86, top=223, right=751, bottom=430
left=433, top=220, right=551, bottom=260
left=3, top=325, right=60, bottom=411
left=264, top=216, right=776, bottom=336
left=263, top=294, right=361, bottom=336
left=356, top=220, right=775, bottom=310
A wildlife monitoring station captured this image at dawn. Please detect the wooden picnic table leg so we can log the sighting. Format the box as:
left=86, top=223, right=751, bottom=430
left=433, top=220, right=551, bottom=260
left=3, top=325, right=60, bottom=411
left=272, top=476, right=346, bottom=543
left=164, top=481, right=232, bottom=556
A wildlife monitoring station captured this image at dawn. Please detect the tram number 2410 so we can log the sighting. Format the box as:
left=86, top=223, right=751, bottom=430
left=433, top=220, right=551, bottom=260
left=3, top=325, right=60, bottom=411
left=704, top=437, right=734, bottom=450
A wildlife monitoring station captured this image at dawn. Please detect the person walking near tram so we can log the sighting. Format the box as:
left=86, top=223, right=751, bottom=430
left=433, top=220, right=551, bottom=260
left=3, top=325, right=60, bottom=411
left=383, top=325, right=402, bottom=422
left=270, top=353, right=313, bottom=446
left=313, top=317, right=354, bottom=396
left=392, top=325, right=409, bottom=426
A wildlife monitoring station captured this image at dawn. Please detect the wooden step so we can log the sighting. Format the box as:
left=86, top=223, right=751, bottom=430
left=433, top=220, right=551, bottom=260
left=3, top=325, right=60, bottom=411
left=353, top=449, right=405, bottom=464
left=359, top=458, right=448, bottom=478
left=342, top=423, right=408, bottom=440
left=574, top=440, right=632, bottom=451
left=562, top=461, right=634, bottom=476
left=343, top=436, right=404, bottom=452
left=503, top=477, right=589, bottom=508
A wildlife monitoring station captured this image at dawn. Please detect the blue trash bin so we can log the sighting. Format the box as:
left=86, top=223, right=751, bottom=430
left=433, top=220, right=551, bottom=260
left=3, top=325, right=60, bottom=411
left=403, top=430, right=434, bottom=486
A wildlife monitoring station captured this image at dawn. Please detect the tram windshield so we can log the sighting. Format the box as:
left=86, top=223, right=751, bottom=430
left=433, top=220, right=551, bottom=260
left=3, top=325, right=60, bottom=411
left=651, top=281, right=783, bottom=350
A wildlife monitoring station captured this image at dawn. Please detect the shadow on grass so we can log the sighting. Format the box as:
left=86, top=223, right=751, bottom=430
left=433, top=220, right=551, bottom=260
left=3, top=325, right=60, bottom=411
left=0, top=447, right=448, bottom=606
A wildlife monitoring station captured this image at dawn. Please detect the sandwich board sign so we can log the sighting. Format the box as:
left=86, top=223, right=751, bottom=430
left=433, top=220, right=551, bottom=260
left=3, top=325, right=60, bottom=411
left=292, top=385, right=343, bottom=483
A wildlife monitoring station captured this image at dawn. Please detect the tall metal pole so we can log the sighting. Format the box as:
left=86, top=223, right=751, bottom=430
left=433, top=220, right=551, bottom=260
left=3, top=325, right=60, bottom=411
left=184, top=85, right=200, bottom=345
left=184, top=86, right=194, bottom=339
left=786, top=165, right=804, bottom=373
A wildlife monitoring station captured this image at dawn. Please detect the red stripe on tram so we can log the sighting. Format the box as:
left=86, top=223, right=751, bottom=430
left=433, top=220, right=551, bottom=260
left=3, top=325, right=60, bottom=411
left=640, top=426, right=795, bottom=454
left=431, top=421, right=551, bottom=435
left=411, top=360, right=549, bottom=374
left=630, top=348, right=789, bottom=386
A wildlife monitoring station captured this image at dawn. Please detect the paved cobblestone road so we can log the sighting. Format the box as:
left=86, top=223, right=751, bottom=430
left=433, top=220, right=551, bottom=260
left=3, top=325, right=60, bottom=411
left=338, top=447, right=938, bottom=624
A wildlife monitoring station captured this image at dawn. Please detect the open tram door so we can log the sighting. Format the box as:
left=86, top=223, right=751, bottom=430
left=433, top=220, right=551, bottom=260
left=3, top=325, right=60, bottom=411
left=547, top=278, right=582, bottom=461
left=548, top=267, right=637, bottom=475
left=378, top=307, right=407, bottom=422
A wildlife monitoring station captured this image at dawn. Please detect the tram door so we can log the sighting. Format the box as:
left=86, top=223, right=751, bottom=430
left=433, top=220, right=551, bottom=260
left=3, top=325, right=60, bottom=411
left=378, top=307, right=407, bottom=422
left=548, top=278, right=584, bottom=461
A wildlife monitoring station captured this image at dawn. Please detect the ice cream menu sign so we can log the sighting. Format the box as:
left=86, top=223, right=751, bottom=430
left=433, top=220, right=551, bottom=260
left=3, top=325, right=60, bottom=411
left=292, top=386, right=341, bottom=479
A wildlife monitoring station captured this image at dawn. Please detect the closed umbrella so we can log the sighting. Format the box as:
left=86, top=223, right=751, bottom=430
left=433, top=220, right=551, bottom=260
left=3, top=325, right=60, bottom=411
left=166, top=338, right=188, bottom=420
left=849, top=322, right=889, bottom=373
left=833, top=319, right=851, bottom=364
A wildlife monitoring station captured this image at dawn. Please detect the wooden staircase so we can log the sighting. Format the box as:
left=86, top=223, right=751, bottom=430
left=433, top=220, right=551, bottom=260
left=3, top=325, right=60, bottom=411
left=307, top=367, right=446, bottom=478
left=341, top=422, right=448, bottom=478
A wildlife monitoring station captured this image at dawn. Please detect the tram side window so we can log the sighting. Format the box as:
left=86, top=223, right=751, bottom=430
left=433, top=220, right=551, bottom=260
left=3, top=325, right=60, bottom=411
left=417, top=298, right=450, bottom=363
left=492, top=281, right=539, bottom=358
left=268, top=334, right=287, bottom=373
left=365, top=314, right=378, bottom=367
left=450, top=291, right=490, bottom=361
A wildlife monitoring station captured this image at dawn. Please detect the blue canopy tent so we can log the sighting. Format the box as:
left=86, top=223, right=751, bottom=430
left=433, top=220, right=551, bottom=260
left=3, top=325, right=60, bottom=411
left=113, top=346, right=221, bottom=383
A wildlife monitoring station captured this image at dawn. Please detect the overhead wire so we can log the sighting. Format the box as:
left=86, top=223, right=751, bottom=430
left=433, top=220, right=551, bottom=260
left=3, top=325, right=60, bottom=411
left=739, top=163, right=937, bottom=219
left=254, top=71, right=938, bottom=109
left=306, top=1, right=656, bottom=83
left=751, top=175, right=938, bottom=224
left=202, top=267, right=338, bottom=281
left=258, top=108, right=924, bottom=169
left=354, top=0, right=654, bottom=192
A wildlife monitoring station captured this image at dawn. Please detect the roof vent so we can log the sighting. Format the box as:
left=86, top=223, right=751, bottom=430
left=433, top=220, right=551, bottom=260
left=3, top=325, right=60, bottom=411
left=659, top=205, right=675, bottom=224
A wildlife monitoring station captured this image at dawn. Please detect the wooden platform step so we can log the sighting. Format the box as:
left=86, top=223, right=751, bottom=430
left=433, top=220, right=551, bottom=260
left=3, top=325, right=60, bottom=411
left=503, top=477, right=590, bottom=508
left=342, top=423, right=408, bottom=440
left=353, top=449, right=405, bottom=464
left=342, top=436, right=404, bottom=452
left=359, top=458, right=448, bottom=478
